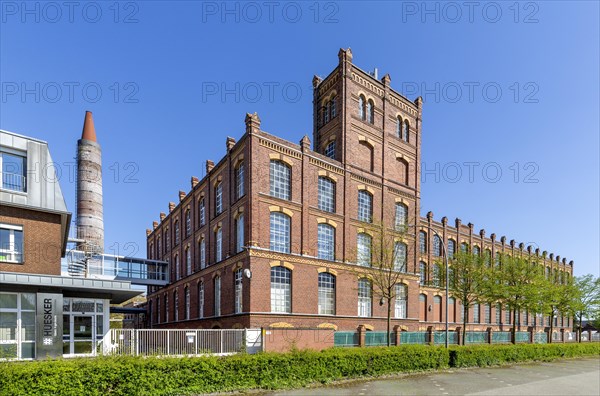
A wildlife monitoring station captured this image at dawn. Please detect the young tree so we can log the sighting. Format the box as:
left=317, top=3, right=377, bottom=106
left=489, top=254, right=542, bottom=343
left=353, top=222, right=412, bottom=346
left=537, top=276, right=577, bottom=343
left=572, top=274, right=600, bottom=342
left=441, top=249, right=489, bottom=345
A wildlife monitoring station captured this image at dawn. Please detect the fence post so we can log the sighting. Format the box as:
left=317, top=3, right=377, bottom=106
left=135, top=329, right=139, bottom=356
left=528, top=326, right=534, bottom=344
left=220, top=331, right=224, bottom=354
left=167, top=330, right=170, bottom=355
left=357, top=325, right=366, bottom=347
left=456, top=327, right=463, bottom=345
left=393, top=325, right=401, bottom=346
left=426, top=326, right=434, bottom=346
left=487, top=327, right=493, bottom=344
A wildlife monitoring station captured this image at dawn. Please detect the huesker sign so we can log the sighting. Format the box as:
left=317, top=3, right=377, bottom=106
left=36, top=293, right=63, bottom=359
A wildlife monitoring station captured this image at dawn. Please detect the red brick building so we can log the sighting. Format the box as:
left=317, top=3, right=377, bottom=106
left=146, top=49, right=573, bottom=334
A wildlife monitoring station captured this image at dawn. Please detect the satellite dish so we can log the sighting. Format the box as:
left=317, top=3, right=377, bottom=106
left=243, top=269, right=252, bottom=279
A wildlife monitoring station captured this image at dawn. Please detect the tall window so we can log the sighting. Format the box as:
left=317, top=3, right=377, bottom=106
left=434, top=296, right=442, bottom=322
left=433, top=235, right=442, bottom=257
left=174, top=290, right=179, bottom=322
left=271, top=266, right=291, bottom=313
left=199, top=238, right=206, bottom=269
left=0, top=224, right=23, bottom=263
left=324, top=101, right=330, bottom=124
left=505, top=308, right=511, bottom=324
left=235, top=161, right=245, bottom=199
left=174, top=254, right=180, bottom=280
left=358, top=278, right=372, bottom=317
left=165, top=294, right=169, bottom=322
left=396, top=116, right=402, bottom=138
left=270, top=160, right=291, bottom=200
left=318, top=272, right=335, bottom=315
left=432, top=265, right=440, bottom=287
left=447, top=239, right=455, bottom=259
left=234, top=269, right=243, bottom=314
left=395, top=284, right=408, bottom=319
left=235, top=214, right=245, bottom=253
left=473, top=303, right=480, bottom=323
left=185, top=247, right=191, bottom=276
left=419, top=261, right=427, bottom=285
left=270, top=212, right=291, bottom=253
left=357, top=190, right=372, bottom=222
left=317, top=223, right=335, bottom=261
left=403, top=120, right=410, bottom=143
left=156, top=297, right=161, bottom=324
left=198, top=282, right=204, bottom=318
left=324, top=141, right=336, bottom=159
left=394, top=242, right=407, bottom=272
left=358, top=95, right=366, bottom=120
left=214, top=276, right=221, bottom=316
left=357, top=233, right=372, bottom=266
left=165, top=228, right=170, bottom=252
left=184, top=286, right=190, bottom=320
left=215, top=227, right=222, bottom=262
left=199, top=199, right=206, bottom=226
left=185, top=210, right=191, bottom=237
left=157, top=237, right=162, bottom=258
left=461, top=242, right=468, bottom=253
left=366, top=99, right=374, bottom=124
left=449, top=297, right=456, bottom=322
left=394, top=203, right=408, bottom=229
left=215, top=182, right=223, bottom=215
left=1, top=151, right=26, bottom=192
left=485, top=303, right=491, bottom=324
left=419, top=231, right=427, bottom=253
left=473, top=246, right=480, bottom=256
left=318, top=177, right=335, bottom=213
left=330, top=96, right=336, bottom=118
left=174, top=220, right=180, bottom=246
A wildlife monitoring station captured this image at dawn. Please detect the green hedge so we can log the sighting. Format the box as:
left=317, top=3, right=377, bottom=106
left=0, top=343, right=597, bottom=395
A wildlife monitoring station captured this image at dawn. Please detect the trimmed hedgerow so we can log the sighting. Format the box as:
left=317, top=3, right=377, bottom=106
left=0, top=343, right=597, bottom=395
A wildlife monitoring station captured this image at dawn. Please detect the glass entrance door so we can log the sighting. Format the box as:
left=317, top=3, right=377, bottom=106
left=64, top=315, right=95, bottom=356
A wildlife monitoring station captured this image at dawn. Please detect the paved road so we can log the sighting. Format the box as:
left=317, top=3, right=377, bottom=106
left=272, top=358, right=600, bottom=396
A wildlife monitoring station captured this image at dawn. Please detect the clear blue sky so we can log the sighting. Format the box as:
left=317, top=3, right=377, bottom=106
left=1, top=1, right=598, bottom=276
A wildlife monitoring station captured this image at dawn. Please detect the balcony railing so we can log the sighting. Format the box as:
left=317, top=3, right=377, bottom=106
left=61, top=250, right=169, bottom=286
left=1, top=172, right=26, bottom=192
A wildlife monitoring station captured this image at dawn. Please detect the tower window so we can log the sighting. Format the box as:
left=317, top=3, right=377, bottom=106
left=358, top=95, right=366, bottom=120
left=403, top=120, right=410, bottom=143
left=357, top=190, right=373, bottom=223
left=324, top=140, right=336, bottom=159
left=270, top=212, right=291, bottom=253
left=367, top=99, right=374, bottom=124
left=318, top=176, right=335, bottom=213
left=270, top=160, right=291, bottom=200
left=317, top=223, right=335, bottom=261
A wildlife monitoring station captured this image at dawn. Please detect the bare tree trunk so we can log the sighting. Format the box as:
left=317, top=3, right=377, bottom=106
left=512, top=308, right=517, bottom=344
left=462, top=304, right=469, bottom=345
left=578, top=314, right=582, bottom=343
left=387, top=297, right=392, bottom=347
left=549, top=311, right=554, bottom=344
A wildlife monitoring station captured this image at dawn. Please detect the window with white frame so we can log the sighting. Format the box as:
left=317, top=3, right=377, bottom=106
left=270, top=212, right=290, bottom=254
left=198, top=282, right=204, bottom=318
left=366, top=99, right=374, bottom=124
left=403, top=120, right=410, bottom=143
left=235, top=161, right=245, bottom=199
left=419, top=231, right=427, bottom=253
left=473, top=303, right=480, bottom=323
left=199, top=238, right=206, bottom=269
left=485, top=303, right=491, bottom=324
left=0, top=292, right=36, bottom=359
left=0, top=224, right=23, bottom=263
left=185, top=210, right=191, bottom=237
left=318, top=177, right=335, bottom=213
left=357, top=233, right=372, bottom=267
left=317, top=223, right=335, bottom=261
left=394, top=242, right=407, bottom=272
left=270, top=160, right=291, bottom=200
left=215, top=228, right=222, bottom=262
left=236, top=214, right=244, bottom=253
left=271, top=266, right=291, bottom=313
left=0, top=150, right=26, bottom=192
left=395, top=284, right=407, bottom=319
left=186, top=247, right=191, bottom=276
left=396, top=116, right=402, bottom=139
left=358, top=95, right=366, bottom=120
left=394, top=203, right=407, bottom=229
left=174, top=254, right=180, bottom=280
left=433, top=235, right=442, bottom=257
left=357, top=190, right=372, bottom=222
left=184, top=286, right=190, bottom=320
left=215, top=183, right=223, bottom=215
left=496, top=304, right=501, bottom=324
left=214, top=276, right=221, bottom=316
left=234, top=269, right=243, bottom=314
left=358, top=278, right=372, bottom=317
left=199, top=199, right=206, bottom=226
left=447, top=239, right=455, bottom=259
left=318, top=272, right=335, bottom=315
left=174, top=220, right=180, bottom=246
left=165, top=294, right=169, bottom=322
left=324, top=141, right=336, bottom=159
left=174, top=290, right=179, bottom=322
left=419, top=261, right=427, bottom=285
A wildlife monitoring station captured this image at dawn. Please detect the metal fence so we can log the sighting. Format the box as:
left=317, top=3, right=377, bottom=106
left=334, top=331, right=359, bottom=347
left=101, top=329, right=258, bottom=357
left=434, top=331, right=458, bottom=345
left=492, top=331, right=512, bottom=344
left=515, top=331, right=530, bottom=343
left=533, top=332, right=548, bottom=344
left=365, top=332, right=395, bottom=346
left=400, top=332, right=428, bottom=344
left=465, top=331, right=489, bottom=344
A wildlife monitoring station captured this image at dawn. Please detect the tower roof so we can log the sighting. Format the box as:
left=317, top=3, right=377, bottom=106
left=81, top=111, right=97, bottom=142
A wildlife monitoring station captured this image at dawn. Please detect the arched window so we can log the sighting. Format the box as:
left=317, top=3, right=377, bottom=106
left=235, top=161, right=245, bottom=199
left=473, top=245, right=480, bottom=256
left=185, top=247, right=191, bottom=276
left=215, top=182, right=223, bottom=215
left=432, top=265, right=441, bottom=287
left=449, top=297, right=456, bottom=323
left=185, top=209, right=191, bottom=238
left=165, top=294, right=169, bottom=322
left=234, top=269, right=243, bottom=314
left=358, top=95, right=366, bottom=120
left=270, top=160, right=291, bottom=200
left=359, top=141, right=375, bottom=172
left=434, top=296, right=442, bottom=322
left=324, top=140, right=336, bottom=159
left=357, top=233, right=372, bottom=267
left=461, top=242, right=468, bottom=253
left=199, top=238, right=206, bottom=269
left=398, top=157, right=409, bottom=185
left=357, top=190, right=373, bottom=222
left=174, top=220, right=180, bottom=246
left=317, top=223, right=335, bottom=261
left=358, top=278, right=372, bottom=317
left=395, top=284, right=408, bottom=319
left=419, top=231, right=427, bottom=253
left=496, top=303, right=501, bottom=324
left=394, top=242, right=407, bottom=272
left=214, top=276, right=221, bottom=316
left=184, top=286, right=190, bottom=320
left=433, top=235, right=442, bottom=257
left=419, top=261, right=427, bottom=285
left=318, top=176, right=335, bottom=213
left=330, top=96, right=337, bottom=118
left=198, top=198, right=206, bottom=226
left=473, top=303, right=480, bottom=323
left=235, top=213, right=245, bottom=253
left=419, top=294, right=427, bottom=321
left=165, top=227, right=170, bottom=251
left=174, top=290, right=179, bottom=322
left=215, top=227, right=222, bottom=262
left=484, top=249, right=492, bottom=267
left=324, top=101, right=330, bottom=124
left=395, top=203, right=408, bottom=229
left=271, top=266, right=291, bottom=313
left=318, top=272, right=335, bottom=315
left=156, top=297, right=161, bottom=324
left=367, top=99, right=374, bottom=124
left=198, top=281, right=204, bottom=318
left=174, top=254, right=180, bottom=280
left=270, top=212, right=291, bottom=253
left=403, top=120, right=410, bottom=143
left=396, top=116, right=402, bottom=138
left=485, top=303, right=491, bottom=324
left=157, top=237, right=162, bottom=258
left=447, top=239, right=455, bottom=259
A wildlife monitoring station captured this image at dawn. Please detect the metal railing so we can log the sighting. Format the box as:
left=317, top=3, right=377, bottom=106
left=101, top=328, right=257, bottom=357
left=1, top=172, right=26, bottom=192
